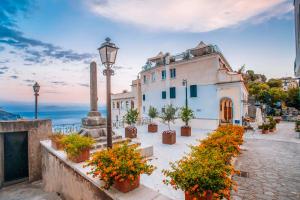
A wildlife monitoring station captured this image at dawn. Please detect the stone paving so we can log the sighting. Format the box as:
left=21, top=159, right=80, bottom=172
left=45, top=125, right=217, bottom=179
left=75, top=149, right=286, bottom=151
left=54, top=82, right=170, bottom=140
left=232, top=122, right=300, bottom=200
left=0, top=181, right=61, bottom=200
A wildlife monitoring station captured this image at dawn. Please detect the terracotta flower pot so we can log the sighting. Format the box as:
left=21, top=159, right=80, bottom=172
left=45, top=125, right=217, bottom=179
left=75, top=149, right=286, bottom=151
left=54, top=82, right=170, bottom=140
left=275, top=118, right=281, bottom=124
left=68, top=148, right=90, bottom=163
left=269, top=128, right=276, bottom=132
left=162, top=130, right=176, bottom=145
left=51, top=139, right=64, bottom=150
left=181, top=126, right=191, bottom=137
left=125, top=126, right=137, bottom=138
left=262, top=129, right=269, bottom=134
left=114, top=175, right=140, bottom=193
left=148, top=123, right=158, bottom=133
left=185, top=191, right=213, bottom=200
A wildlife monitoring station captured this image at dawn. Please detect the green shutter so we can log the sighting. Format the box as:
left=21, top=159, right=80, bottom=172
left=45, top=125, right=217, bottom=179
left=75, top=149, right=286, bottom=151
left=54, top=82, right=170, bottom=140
left=170, top=87, right=176, bottom=99
left=190, top=85, right=197, bottom=97
left=162, top=91, right=166, bottom=99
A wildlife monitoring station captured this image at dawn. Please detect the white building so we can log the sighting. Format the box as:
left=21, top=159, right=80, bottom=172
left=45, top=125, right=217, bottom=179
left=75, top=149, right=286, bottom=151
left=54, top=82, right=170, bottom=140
left=295, top=0, right=300, bottom=77
left=139, top=42, right=248, bottom=129
left=111, top=42, right=248, bottom=130
left=111, top=79, right=141, bottom=122
left=280, top=77, right=299, bottom=91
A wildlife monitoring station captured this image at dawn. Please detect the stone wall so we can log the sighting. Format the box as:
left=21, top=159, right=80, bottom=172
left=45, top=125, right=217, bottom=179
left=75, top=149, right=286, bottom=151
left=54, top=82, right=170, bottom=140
left=0, top=119, right=51, bottom=187
left=42, top=146, right=112, bottom=200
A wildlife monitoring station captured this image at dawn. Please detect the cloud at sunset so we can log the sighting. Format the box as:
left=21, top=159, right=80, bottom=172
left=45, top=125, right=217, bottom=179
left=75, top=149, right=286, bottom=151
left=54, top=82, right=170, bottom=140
left=88, top=0, right=293, bottom=32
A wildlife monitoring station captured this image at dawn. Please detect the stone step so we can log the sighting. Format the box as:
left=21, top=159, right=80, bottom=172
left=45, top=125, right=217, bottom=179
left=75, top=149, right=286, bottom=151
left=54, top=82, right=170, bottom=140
left=94, top=135, right=123, bottom=143
left=92, top=137, right=135, bottom=150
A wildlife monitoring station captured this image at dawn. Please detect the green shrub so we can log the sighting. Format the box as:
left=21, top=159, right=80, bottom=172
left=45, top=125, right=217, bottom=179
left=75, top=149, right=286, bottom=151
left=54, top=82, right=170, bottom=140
left=148, top=106, right=158, bottom=123
left=160, top=104, right=177, bottom=130
left=124, top=108, right=139, bottom=126
left=179, top=107, right=194, bottom=126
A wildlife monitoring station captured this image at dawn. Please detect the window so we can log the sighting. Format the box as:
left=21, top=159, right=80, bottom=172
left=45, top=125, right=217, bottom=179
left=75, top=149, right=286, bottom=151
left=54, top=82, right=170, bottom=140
left=117, top=102, right=120, bottom=109
left=143, top=75, right=147, bottom=84
left=151, top=72, right=156, bottom=82
left=190, top=85, right=197, bottom=97
left=161, top=70, right=166, bottom=80
left=170, top=68, right=176, bottom=78
left=126, top=101, right=129, bottom=109
left=143, top=94, right=145, bottom=101
left=170, top=87, right=176, bottom=99
left=162, top=91, right=166, bottom=99
left=161, top=107, right=165, bottom=113
left=131, top=101, right=134, bottom=109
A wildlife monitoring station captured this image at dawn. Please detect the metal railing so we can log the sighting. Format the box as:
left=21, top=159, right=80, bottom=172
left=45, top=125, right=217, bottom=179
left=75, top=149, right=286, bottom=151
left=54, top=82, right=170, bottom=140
left=52, top=118, right=151, bottom=134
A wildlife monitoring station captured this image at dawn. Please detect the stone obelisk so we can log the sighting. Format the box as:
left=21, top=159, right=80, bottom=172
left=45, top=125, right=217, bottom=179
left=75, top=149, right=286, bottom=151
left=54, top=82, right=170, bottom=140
left=79, top=62, right=107, bottom=138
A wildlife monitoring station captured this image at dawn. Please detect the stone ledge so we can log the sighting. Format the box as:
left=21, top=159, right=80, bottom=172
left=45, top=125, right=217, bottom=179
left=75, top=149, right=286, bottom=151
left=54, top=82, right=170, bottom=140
left=40, top=140, right=170, bottom=200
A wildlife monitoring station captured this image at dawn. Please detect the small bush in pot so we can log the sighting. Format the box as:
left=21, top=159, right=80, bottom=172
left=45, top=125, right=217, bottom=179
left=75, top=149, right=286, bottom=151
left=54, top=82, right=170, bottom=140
left=160, top=104, right=177, bottom=144
left=124, top=108, right=139, bottom=138
left=179, top=107, right=194, bottom=136
left=261, top=123, right=269, bottom=134
left=85, top=143, right=155, bottom=193
left=268, top=117, right=276, bottom=132
left=148, top=106, right=158, bottom=133
left=61, top=134, right=95, bottom=163
left=50, top=132, right=65, bottom=150
left=295, top=120, right=300, bottom=132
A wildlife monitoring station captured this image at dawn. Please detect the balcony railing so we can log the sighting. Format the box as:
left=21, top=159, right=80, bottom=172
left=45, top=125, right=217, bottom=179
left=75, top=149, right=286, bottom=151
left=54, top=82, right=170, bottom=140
left=141, top=45, right=221, bottom=71
left=52, top=118, right=151, bottom=134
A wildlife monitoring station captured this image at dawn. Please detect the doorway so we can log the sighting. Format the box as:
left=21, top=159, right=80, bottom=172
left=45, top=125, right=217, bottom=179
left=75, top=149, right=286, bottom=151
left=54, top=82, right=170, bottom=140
left=220, top=98, right=233, bottom=124
left=4, top=132, right=28, bottom=185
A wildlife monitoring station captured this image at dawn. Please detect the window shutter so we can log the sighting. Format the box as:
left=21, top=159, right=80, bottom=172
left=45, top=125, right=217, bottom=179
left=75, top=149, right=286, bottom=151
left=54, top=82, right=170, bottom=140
left=170, top=87, right=176, bottom=99
left=190, top=85, right=197, bottom=97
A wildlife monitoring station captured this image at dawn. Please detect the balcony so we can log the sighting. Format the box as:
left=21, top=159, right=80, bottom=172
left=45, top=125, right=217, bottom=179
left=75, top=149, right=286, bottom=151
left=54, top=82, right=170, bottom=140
left=141, top=44, right=222, bottom=71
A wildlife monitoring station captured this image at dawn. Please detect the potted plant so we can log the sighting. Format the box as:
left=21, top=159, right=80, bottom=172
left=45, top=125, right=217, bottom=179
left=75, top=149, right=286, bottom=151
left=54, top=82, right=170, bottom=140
left=85, top=143, right=155, bottom=193
left=61, top=134, right=95, bottom=163
left=50, top=132, right=65, bottom=150
left=274, top=117, right=281, bottom=124
left=148, top=106, right=158, bottom=133
left=268, top=117, right=276, bottom=132
left=160, top=104, right=177, bottom=145
left=179, top=107, right=194, bottom=136
left=261, top=123, right=269, bottom=134
left=124, top=108, right=139, bottom=138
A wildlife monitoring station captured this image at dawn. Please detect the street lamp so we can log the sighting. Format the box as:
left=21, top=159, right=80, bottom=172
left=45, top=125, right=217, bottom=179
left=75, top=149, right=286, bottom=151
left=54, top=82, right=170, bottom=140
left=182, top=79, right=188, bottom=108
left=33, top=82, right=40, bottom=119
left=98, top=37, right=119, bottom=149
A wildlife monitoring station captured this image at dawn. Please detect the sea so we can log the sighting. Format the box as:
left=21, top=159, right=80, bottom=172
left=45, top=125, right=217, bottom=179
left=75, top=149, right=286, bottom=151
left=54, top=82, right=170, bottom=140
left=0, top=102, right=107, bottom=126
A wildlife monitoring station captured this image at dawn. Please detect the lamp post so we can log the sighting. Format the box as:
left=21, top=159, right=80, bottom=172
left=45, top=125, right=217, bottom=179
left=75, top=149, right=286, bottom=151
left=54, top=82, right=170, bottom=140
left=182, top=79, right=188, bottom=108
left=33, top=82, right=40, bottom=119
left=98, top=37, right=119, bottom=149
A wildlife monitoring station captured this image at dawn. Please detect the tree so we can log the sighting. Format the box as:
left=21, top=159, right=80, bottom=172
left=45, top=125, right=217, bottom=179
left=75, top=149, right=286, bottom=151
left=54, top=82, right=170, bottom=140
left=124, top=109, right=139, bottom=126
left=267, top=79, right=282, bottom=88
left=148, top=106, right=158, bottom=124
left=160, top=104, right=177, bottom=130
left=179, top=107, right=194, bottom=126
left=286, top=87, right=300, bottom=110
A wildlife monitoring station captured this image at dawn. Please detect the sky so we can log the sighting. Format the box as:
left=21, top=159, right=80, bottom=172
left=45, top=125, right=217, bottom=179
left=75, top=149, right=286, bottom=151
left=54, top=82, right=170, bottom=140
left=0, top=0, right=296, bottom=105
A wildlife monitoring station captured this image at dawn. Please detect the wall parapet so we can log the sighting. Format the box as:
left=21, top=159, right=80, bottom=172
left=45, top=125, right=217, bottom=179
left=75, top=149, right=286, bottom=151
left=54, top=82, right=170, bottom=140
left=41, top=140, right=170, bottom=200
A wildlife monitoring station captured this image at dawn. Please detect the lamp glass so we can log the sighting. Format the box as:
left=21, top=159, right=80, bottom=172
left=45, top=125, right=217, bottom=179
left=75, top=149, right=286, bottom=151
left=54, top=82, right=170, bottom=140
left=33, top=82, right=40, bottom=93
left=98, top=39, right=118, bottom=65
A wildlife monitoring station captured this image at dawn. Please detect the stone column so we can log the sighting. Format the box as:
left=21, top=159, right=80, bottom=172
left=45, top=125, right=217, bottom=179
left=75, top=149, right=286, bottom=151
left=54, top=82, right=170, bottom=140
left=88, top=62, right=100, bottom=117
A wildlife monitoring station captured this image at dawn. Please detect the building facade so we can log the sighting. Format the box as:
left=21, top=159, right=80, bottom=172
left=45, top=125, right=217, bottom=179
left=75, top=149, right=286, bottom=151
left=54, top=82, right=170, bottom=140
left=295, top=0, right=300, bottom=77
left=139, top=42, right=248, bottom=129
left=111, top=79, right=141, bottom=123
left=280, top=77, right=299, bottom=91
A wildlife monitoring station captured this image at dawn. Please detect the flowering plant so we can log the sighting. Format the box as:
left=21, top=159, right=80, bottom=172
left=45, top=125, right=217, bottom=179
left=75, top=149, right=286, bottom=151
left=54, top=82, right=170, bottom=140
left=50, top=132, right=65, bottom=143
left=85, top=143, right=155, bottom=190
left=162, top=125, right=244, bottom=199
left=61, top=134, right=95, bottom=157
